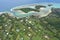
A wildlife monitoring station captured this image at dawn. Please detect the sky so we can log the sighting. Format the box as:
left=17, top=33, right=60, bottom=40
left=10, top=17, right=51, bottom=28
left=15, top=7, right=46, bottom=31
left=0, top=0, right=60, bottom=11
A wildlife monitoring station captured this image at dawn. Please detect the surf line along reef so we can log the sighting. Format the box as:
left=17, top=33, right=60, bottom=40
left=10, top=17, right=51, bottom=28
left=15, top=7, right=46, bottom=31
left=0, top=4, right=52, bottom=18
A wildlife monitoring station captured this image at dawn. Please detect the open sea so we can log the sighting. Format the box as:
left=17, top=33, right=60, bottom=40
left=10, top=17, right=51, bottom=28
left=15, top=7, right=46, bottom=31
left=0, top=0, right=60, bottom=12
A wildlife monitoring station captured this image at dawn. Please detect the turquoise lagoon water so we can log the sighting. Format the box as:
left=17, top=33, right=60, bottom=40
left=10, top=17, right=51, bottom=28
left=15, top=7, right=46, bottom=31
left=0, top=3, right=60, bottom=18
left=11, top=3, right=60, bottom=18
left=52, top=3, right=60, bottom=8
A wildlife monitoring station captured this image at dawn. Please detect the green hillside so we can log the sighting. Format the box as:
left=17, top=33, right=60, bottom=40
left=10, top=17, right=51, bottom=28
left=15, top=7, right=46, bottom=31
left=0, top=8, right=60, bottom=40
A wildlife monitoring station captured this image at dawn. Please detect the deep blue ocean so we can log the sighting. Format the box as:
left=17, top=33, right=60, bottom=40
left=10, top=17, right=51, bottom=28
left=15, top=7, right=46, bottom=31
left=0, top=0, right=60, bottom=12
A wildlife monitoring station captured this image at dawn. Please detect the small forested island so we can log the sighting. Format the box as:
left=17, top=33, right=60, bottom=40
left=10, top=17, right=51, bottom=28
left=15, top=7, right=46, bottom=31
left=13, top=5, right=46, bottom=13
left=11, top=4, right=52, bottom=18
left=15, top=8, right=40, bottom=13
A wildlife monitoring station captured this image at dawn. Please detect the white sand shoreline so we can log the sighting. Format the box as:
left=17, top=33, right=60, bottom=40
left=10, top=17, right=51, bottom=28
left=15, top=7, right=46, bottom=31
left=10, top=4, right=52, bottom=18
left=0, top=4, right=52, bottom=18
